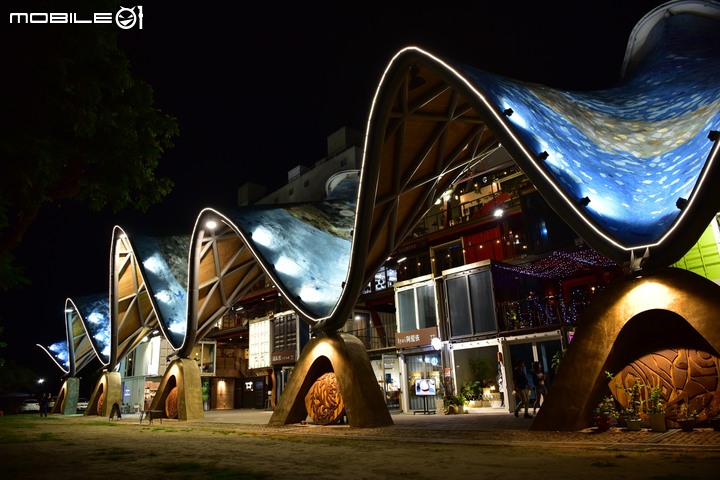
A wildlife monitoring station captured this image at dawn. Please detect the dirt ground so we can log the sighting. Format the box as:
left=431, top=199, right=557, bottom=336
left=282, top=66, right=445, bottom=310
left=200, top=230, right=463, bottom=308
left=1, top=414, right=719, bottom=479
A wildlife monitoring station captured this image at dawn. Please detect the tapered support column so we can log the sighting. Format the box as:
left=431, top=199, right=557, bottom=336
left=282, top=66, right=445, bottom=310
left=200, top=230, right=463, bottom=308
left=532, top=268, right=720, bottom=431
left=150, top=358, right=204, bottom=421
left=269, top=332, right=393, bottom=428
left=86, top=371, right=122, bottom=418
left=52, top=377, right=80, bottom=415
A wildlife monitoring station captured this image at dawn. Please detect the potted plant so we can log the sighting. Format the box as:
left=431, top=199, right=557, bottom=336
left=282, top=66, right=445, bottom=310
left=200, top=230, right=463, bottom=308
left=443, top=395, right=456, bottom=414
left=606, top=372, right=644, bottom=431
left=460, top=381, right=481, bottom=408
left=454, top=393, right=467, bottom=414
left=469, top=357, right=495, bottom=386
left=201, top=381, right=210, bottom=411
left=645, top=385, right=666, bottom=432
left=676, top=404, right=698, bottom=432
left=593, top=395, right=618, bottom=431
left=444, top=393, right=467, bottom=414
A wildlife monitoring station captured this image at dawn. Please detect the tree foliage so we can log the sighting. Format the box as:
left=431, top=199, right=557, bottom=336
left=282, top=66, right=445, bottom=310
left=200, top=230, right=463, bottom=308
left=0, top=0, right=179, bottom=289
left=0, top=359, right=38, bottom=392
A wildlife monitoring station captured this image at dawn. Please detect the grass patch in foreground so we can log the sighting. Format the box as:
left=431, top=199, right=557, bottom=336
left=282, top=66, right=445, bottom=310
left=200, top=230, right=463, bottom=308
left=648, top=476, right=705, bottom=480
left=158, top=461, right=269, bottom=479
left=148, top=426, right=193, bottom=433
left=0, top=418, right=58, bottom=444
left=92, top=447, right=135, bottom=461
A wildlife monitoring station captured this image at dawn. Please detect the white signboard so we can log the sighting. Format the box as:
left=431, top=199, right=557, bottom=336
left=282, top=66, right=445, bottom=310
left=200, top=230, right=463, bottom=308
left=249, top=318, right=272, bottom=369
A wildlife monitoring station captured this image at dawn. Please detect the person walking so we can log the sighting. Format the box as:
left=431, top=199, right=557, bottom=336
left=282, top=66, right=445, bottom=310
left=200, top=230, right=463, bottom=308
left=512, top=360, right=532, bottom=418
left=531, top=361, right=547, bottom=415
left=39, top=393, right=49, bottom=417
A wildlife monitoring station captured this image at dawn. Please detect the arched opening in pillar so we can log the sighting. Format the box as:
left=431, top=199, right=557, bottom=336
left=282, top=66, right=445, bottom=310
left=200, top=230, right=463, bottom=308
left=604, top=310, right=720, bottom=426
left=269, top=334, right=393, bottom=428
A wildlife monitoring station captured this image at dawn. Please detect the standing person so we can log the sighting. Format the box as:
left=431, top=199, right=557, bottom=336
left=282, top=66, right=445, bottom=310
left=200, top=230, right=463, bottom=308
left=512, top=360, right=532, bottom=418
left=496, top=352, right=505, bottom=407
left=39, top=393, right=49, bottom=417
left=531, top=361, right=547, bottom=415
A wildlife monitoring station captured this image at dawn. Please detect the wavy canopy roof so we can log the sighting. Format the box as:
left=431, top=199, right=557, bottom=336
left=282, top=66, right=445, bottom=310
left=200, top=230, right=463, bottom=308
left=38, top=294, right=110, bottom=376
left=42, top=1, right=720, bottom=375
left=449, top=4, right=720, bottom=261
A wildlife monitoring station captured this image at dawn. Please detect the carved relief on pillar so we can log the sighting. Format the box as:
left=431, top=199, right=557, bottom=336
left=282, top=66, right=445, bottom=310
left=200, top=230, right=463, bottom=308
left=166, top=387, right=179, bottom=419
left=304, top=372, right=345, bottom=425
left=609, top=348, right=720, bottom=426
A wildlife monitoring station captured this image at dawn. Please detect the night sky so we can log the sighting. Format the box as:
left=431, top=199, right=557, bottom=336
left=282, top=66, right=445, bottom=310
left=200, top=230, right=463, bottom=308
left=0, top=1, right=668, bottom=389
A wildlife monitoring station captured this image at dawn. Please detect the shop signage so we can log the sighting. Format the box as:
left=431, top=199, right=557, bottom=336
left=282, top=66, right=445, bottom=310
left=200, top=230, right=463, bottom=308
left=271, top=349, right=296, bottom=365
left=395, top=326, right=439, bottom=348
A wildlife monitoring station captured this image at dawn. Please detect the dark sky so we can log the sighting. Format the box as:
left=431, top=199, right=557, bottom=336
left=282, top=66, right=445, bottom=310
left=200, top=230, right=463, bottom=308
left=0, top=1, right=668, bottom=387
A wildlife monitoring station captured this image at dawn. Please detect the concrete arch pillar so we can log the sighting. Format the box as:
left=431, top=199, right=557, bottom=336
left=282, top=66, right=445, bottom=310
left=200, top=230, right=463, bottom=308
left=269, top=332, right=393, bottom=428
left=531, top=267, right=720, bottom=431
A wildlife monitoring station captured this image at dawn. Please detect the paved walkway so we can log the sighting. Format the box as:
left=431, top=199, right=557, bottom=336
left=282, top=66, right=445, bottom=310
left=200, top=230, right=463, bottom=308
left=116, top=406, right=720, bottom=451
left=197, top=405, right=532, bottom=430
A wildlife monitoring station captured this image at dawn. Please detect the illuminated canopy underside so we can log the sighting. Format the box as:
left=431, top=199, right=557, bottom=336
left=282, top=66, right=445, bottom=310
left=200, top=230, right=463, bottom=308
left=366, top=1, right=720, bottom=270
left=473, top=13, right=720, bottom=252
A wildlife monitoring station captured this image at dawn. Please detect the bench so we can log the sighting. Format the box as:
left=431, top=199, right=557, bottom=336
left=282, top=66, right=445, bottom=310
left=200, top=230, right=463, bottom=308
left=139, top=409, right=164, bottom=425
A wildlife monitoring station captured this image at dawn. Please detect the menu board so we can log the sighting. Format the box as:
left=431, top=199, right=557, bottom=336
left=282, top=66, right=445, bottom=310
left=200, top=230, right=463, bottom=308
left=415, top=378, right=436, bottom=396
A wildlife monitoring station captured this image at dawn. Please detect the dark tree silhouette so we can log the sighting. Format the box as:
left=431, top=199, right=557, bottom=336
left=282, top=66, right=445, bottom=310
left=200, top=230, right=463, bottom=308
left=0, top=0, right=179, bottom=289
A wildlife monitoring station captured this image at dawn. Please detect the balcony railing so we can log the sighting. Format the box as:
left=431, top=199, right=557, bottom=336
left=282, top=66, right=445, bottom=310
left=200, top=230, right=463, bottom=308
left=496, top=294, right=593, bottom=332
left=410, top=176, right=531, bottom=239
left=342, top=328, right=397, bottom=351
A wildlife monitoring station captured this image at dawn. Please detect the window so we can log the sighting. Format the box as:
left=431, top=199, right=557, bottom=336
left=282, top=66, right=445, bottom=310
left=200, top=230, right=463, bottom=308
left=363, top=265, right=398, bottom=294
left=431, top=240, right=464, bottom=276
left=396, top=280, right=437, bottom=332
left=397, top=252, right=431, bottom=281
left=374, top=265, right=397, bottom=291
left=444, top=267, right=497, bottom=338
left=189, top=341, right=216, bottom=375
left=273, top=312, right=298, bottom=353
left=123, top=349, right=136, bottom=376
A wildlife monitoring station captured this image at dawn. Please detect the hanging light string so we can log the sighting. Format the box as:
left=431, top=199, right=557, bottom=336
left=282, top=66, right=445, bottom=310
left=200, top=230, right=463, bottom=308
left=492, top=247, right=618, bottom=280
